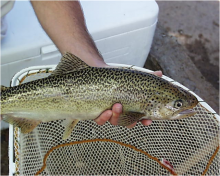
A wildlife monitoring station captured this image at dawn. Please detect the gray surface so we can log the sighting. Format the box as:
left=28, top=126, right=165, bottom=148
left=145, top=1, right=219, bottom=114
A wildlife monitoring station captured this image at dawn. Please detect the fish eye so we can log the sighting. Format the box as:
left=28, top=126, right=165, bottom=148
left=174, top=100, right=183, bottom=108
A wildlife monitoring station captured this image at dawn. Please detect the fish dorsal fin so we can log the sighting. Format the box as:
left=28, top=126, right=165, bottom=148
left=50, top=52, right=90, bottom=76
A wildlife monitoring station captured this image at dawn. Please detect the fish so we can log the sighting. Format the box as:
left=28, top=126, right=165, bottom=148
left=1, top=52, right=198, bottom=140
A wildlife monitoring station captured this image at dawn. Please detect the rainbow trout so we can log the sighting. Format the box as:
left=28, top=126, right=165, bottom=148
left=1, top=52, right=198, bottom=139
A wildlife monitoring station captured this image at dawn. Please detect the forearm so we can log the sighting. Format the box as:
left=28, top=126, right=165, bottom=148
left=31, top=1, right=106, bottom=67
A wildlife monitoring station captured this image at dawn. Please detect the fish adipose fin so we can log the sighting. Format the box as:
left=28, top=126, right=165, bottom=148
left=2, top=115, right=41, bottom=133
left=1, top=85, right=9, bottom=91
left=50, top=52, right=89, bottom=76
left=61, top=119, right=80, bottom=140
left=118, top=112, right=146, bottom=126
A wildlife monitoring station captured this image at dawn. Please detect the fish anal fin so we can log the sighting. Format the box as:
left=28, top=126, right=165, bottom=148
left=118, top=112, right=146, bottom=126
left=62, top=119, right=80, bottom=140
left=50, top=52, right=90, bottom=76
left=2, top=115, right=41, bottom=133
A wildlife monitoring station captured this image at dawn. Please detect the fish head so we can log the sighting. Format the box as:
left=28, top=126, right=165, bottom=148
left=145, top=84, right=199, bottom=120
left=158, top=96, right=198, bottom=120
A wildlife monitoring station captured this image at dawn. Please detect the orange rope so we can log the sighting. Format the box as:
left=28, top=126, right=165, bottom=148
left=202, top=145, right=220, bottom=175
left=35, top=139, right=177, bottom=175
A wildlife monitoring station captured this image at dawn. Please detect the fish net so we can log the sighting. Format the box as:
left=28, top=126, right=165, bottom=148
left=11, top=65, right=219, bottom=175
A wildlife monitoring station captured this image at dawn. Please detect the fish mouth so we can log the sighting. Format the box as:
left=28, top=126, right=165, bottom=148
left=170, top=109, right=196, bottom=120
left=179, top=109, right=195, bottom=115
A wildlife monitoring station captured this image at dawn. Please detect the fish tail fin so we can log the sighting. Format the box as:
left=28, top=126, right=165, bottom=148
left=62, top=119, right=80, bottom=140
left=2, top=114, right=42, bottom=133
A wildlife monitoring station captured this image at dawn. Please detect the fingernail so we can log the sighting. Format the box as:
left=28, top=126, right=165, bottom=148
left=115, top=106, right=122, bottom=113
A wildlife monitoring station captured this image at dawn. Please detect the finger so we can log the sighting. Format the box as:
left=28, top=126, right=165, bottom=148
left=126, top=122, right=137, bottom=129
left=151, top=70, right=162, bottom=77
left=94, top=110, right=112, bottom=125
left=141, top=119, right=152, bottom=126
left=109, top=103, right=122, bottom=125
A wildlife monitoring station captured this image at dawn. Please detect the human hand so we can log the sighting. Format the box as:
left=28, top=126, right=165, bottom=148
left=94, top=70, right=163, bottom=128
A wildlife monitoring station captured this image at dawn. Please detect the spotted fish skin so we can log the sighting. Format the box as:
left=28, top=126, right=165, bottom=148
left=1, top=52, right=198, bottom=139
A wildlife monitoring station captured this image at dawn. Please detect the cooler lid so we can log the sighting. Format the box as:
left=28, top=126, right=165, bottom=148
left=1, top=0, right=158, bottom=65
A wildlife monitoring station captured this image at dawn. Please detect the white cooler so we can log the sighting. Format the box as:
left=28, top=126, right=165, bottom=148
left=1, top=0, right=159, bottom=86
left=1, top=1, right=158, bottom=129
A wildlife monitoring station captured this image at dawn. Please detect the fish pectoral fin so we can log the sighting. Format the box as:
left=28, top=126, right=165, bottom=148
left=2, top=114, right=41, bottom=133
left=50, top=52, right=90, bottom=76
left=62, top=119, right=80, bottom=140
left=118, top=112, right=146, bottom=126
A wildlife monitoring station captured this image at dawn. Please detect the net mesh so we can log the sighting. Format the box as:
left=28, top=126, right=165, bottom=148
left=12, top=67, right=219, bottom=175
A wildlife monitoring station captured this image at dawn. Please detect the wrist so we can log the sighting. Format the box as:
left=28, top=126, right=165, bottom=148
left=92, top=59, right=109, bottom=68
left=63, top=48, right=108, bottom=68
